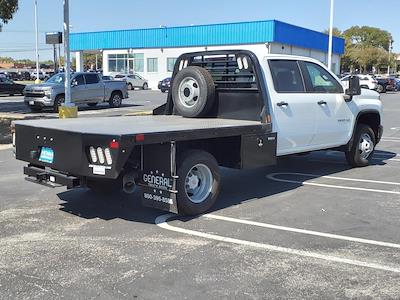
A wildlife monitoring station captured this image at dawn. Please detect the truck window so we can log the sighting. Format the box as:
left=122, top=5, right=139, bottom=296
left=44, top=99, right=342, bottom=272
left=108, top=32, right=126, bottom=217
left=269, top=60, right=305, bottom=93
left=74, top=74, right=85, bottom=85
left=85, top=74, right=100, bottom=84
left=302, top=62, right=343, bottom=94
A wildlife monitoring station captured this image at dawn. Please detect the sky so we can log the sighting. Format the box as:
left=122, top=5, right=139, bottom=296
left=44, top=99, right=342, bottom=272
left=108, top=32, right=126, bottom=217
left=0, top=0, right=398, bottom=61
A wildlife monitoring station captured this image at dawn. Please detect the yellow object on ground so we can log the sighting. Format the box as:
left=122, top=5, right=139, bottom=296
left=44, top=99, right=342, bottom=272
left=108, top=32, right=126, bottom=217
left=58, top=106, right=78, bottom=118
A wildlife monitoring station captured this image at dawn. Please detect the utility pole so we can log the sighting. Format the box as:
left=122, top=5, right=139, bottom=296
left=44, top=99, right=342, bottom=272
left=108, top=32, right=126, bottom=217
left=63, top=0, right=72, bottom=106
left=34, top=0, right=40, bottom=83
left=327, top=0, right=334, bottom=72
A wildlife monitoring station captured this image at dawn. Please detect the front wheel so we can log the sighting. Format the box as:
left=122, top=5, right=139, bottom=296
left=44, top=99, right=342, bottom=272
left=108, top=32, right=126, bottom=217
left=53, top=95, right=65, bottom=113
left=345, top=124, right=376, bottom=167
left=176, top=150, right=220, bottom=216
left=377, top=84, right=386, bottom=93
left=142, top=83, right=148, bottom=90
left=109, top=92, right=122, bottom=108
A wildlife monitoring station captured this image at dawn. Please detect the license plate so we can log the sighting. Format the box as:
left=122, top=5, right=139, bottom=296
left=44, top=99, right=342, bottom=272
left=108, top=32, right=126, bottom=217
left=29, top=100, right=34, bottom=105
left=39, top=147, right=54, bottom=164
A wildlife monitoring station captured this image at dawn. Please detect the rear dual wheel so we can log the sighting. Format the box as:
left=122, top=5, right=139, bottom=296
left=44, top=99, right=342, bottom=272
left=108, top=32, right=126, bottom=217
left=176, top=150, right=220, bottom=215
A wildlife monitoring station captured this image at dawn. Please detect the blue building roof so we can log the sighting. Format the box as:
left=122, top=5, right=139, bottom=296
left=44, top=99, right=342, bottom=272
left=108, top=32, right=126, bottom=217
left=70, top=20, right=345, bottom=55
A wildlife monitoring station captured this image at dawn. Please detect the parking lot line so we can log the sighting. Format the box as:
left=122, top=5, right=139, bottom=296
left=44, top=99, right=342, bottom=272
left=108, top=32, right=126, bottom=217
left=326, top=151, right=400, bottom=162
left=203, top=214, right=400, bottom=249
left=380, top=138, right=400, bottom=143
left=267, top=173, right=400, bottom=195
left=155, top=214, right=400, bottom=273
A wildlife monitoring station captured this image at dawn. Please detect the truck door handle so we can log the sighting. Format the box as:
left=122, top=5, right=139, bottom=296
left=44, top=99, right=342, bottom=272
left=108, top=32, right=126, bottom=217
left=277, top=101, right=289, bottom=107
left=318, top=100, right=327, bottom=105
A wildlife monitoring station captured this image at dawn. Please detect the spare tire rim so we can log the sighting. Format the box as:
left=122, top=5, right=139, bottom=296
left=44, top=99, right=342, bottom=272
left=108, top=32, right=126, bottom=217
left=178, top=77, right=200, bottom=108
left=359, top=133, right=374, bottom=159
left=184, top=163, right=213, bottom=204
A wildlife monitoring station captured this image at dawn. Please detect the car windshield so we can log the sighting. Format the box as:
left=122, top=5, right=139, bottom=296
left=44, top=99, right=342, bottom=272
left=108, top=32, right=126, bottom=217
left=115, top=75, right=125, bottom=78
left=46, top=73, right=65, bottom=84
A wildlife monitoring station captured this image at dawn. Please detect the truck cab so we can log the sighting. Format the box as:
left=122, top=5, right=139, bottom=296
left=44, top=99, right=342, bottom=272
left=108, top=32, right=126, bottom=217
left=261, top=55, right=382, bottom=156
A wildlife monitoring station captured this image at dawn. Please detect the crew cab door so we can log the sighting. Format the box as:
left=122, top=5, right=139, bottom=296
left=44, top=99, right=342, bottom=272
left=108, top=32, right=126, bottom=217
left=299, top=61, right=353, bottom=147
left=84, top=74, right=104, bottom=101
left=70, top=74, right=86, bottom=103
left=267, top=60, right=317, bottom=155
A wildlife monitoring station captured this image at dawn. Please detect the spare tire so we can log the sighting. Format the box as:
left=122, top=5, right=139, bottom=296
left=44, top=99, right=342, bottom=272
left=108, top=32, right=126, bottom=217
left=172, top=66, right=215, bottom=118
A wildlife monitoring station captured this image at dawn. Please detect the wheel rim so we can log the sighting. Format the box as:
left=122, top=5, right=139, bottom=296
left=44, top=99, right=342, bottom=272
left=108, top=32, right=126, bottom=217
left=128, top=84, right=133, bottom=90
left=377, top=85, right=383, bottom=93
left=184, top=163, right=213, bottom=204
left=359, top=133, right=374, bottom=159
left=112, top=94, right=121, bottom=106
left=178, top=77, right=200, bottom=108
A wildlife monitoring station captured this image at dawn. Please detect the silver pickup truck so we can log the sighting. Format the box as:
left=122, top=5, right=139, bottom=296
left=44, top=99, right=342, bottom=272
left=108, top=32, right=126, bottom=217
left=24, top=72, right=129, bottom=112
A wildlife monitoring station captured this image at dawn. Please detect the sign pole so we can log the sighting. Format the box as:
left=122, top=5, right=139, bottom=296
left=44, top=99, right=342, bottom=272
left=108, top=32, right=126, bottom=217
left=327, top=0, right=334, bottom=72
left=60, top=0, right=77, bottom=118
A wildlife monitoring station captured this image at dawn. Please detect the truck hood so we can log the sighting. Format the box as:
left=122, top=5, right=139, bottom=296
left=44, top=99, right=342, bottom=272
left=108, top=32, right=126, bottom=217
left=24, top=83, right=61, bottom=91
left=354, top=88, right=380, bottom=101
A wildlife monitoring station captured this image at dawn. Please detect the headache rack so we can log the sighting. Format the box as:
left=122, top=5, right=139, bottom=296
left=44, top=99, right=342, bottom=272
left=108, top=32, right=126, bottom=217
left=158, top=50, right=272, bottom=122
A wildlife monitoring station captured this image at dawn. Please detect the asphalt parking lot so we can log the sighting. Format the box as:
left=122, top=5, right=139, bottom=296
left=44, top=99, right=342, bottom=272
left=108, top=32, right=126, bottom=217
left=1, top=93, right=400, bottom=299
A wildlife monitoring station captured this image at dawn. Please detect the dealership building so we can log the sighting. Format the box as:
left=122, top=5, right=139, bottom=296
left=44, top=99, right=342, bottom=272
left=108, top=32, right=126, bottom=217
left=70, top=20, right=345, bottom=89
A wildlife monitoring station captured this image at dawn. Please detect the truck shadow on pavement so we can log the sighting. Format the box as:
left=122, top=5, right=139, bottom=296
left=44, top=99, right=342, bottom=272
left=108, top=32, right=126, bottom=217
left=57, top=150, right=397, bottom=224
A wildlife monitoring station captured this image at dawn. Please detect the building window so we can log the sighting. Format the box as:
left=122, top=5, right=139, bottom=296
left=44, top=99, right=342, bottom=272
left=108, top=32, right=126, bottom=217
left=167, top=58, right=177, bottom=72
left=133, top=53, right=144, bottom=72
left=108, top=54, right=127, bottom=73
left=147, top=58, right=158, bottom=72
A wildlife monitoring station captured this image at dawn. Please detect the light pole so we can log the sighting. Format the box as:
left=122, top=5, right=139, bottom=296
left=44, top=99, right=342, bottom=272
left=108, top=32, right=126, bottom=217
left=327, top=0, right=334, bottom=72
left=387, top=39, right=393, bottom=75
left=34, top=0, right=40, bottom=83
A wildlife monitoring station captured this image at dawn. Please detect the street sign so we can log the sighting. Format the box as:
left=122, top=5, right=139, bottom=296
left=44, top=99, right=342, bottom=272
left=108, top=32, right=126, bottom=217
left=46, top=32, right=63, bottom=45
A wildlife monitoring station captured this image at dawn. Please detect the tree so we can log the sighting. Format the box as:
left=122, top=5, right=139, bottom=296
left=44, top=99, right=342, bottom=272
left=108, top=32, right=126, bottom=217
left=0, top=0, right=18, bottom=30
left=343, top=26, right=393, bottom=50
left=340, top=26, right=394, bottom=73
left=323, top=27, right=343, bottom=38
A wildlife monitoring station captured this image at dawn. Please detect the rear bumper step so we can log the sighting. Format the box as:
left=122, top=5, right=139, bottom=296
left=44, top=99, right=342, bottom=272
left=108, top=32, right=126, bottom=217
left=24, top=165, right=81, bottom=189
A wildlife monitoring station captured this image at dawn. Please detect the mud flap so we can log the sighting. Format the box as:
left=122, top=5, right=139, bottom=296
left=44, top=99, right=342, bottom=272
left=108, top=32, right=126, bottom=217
left=138, top=142, right=178, bottom=214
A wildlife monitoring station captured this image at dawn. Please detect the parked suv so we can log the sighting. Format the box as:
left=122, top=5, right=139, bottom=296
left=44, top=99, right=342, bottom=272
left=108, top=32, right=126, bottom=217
left=114, top=73, right=148, bottom=90
left=341, top=74, right=377, bottom=90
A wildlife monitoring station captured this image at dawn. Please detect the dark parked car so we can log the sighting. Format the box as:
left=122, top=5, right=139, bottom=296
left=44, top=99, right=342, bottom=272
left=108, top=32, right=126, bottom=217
left=0, top=77, right=25, bottom=96
left=376, top=77, right=395, bottom=93
left=158, top=77, right=171, bottom=93
left=17, top=71, right=31, bottom=81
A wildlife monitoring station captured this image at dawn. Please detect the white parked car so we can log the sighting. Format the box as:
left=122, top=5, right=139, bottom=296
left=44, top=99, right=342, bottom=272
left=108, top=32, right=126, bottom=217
left=114, top=73, right=148, bottom=90
left=341, top=74, right=378, bottom=90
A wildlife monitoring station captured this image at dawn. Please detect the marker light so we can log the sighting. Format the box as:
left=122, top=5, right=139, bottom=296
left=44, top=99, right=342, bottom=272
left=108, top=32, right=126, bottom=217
left=109, top=139, right=119, bottom=149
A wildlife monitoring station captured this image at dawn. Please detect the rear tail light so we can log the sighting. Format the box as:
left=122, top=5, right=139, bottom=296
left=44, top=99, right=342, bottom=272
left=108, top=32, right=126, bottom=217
left=104, top=148, right=112, bottom=165
left=89, top=146, right=98, bottom=163
left=88, top=145, right=114, bottom=165
left=96, top=147, right=105, bottom=164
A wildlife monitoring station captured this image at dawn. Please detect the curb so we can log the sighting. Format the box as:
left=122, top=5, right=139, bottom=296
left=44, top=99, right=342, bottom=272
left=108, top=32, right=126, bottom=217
left=124, top=110, right=153, bottom=116
left=0, top=144, right=12, bottom=150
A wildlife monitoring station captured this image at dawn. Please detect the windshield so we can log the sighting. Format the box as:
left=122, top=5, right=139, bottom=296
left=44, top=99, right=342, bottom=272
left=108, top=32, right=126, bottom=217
left=46, top=73, right=65, bottom=84
left=114, top=75, right=125, bottom=78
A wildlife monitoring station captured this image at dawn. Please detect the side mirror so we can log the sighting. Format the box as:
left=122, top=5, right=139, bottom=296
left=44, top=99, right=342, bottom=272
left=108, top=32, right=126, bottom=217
left=345, top=75, right=361, bottom=101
